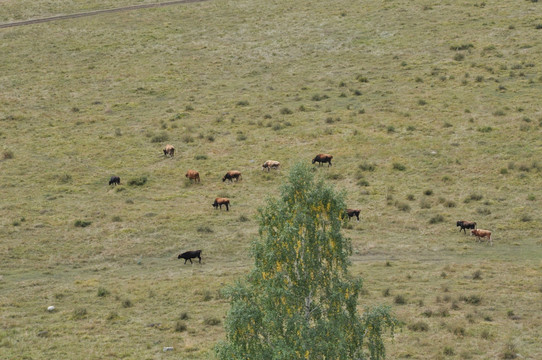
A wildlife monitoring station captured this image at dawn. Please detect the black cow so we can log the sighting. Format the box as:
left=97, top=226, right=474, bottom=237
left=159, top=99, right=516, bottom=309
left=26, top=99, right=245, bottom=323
left=456, top=220, right=477, bottom=234
left=109, top=176, right=121, bottom=186
left=178, top=250, right=202, bottom=264
left=346, top=209, right=361, bottom=221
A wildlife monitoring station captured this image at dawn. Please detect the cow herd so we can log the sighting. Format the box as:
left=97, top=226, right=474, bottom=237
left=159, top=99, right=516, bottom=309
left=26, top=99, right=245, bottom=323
left=109, top=147, right=494, bottom=265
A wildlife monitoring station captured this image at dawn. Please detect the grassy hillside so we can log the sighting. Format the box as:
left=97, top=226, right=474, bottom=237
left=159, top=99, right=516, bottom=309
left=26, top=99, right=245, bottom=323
left=1, top=0, right=541, bottom=359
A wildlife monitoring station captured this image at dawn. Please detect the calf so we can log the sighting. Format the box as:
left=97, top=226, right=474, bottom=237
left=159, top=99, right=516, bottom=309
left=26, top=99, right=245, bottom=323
left=185, top=170, right=200, bottom=183
left=222, top=170, right=242, bottom=182
left=212, top=197, right=230, bottom=211
left=262, top=160, right=280, bottom=171
left=471, top=229, right=492, bottom=245
left=456, top=220, right=477, bottom=234
left=178, top=250, right=202, bottom=264
left=163, top=144, right=175, bottom=157
left=312, top=153, right=333, bottom=167
left=346, top=209, right=361, bottom=221
left=109, top=176, right=121, bottom=186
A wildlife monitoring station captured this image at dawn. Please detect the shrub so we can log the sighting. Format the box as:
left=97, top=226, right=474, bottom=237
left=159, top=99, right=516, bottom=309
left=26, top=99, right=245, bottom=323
left=394, top=295, right=407, bottom=305
left=311, top=94, right=329, bottom=101
left=97, top=287, right=110, bottom=297
left=424, top=189, right=433, bottom=196
left=392, top=162, right=406, bottom=171
left=3, top=150, right=14, bottom=160
left=122, top=299, right=133, bottom=308
left=382, top=288, right=391, bottom=297
left=443, top=346, right=455, bottom=356
left=175, top=321, right=187, bottom=332
left=472, top=270, right=482, bottom=280
left=236, top=133, right=247, bottom=141
left=502, top=342, right=518, bottom=359
left=128, top=176, right=147, bottom=186
left=396, top=202, right=410, bottom=212
left=182, top=134, right=194, bottom=143
left=151, top=133, right=169, bottom=143
left=74, top=220, right=92, bottom=228
left=280, top=107, right=293, bottom=115
left=478, top=126, right=493, bottom=133
left=204, top=317, right=221, bottom=326
left=73, top=308, right=87, bottom=319
left=195, top=154, right=208, bottom=160
left=454, top=53, right=465, bottom=61
left=420, top=199, right=432, bottom=209
left=429, top=215, right=445, bottom=224
left=180, top=312, right=189, bottom=320
left=406, top=194, right=415, bottom=201
left=417, top=99, right=427, bottom=106
left=408, top=321, right=429, bottom=332
left=459, top=294, right=482, bottom=305
left=422, top=309, right=433, bottom=317
left=356, top=74, right=368, bottom=83
left=197, top=226, right=214, bottom=233
left=236, top=100, right=249, bottom=106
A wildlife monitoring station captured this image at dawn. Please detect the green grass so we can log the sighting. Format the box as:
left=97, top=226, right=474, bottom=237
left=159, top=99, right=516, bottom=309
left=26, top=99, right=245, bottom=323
left=1, top=0, right=542, bottom=359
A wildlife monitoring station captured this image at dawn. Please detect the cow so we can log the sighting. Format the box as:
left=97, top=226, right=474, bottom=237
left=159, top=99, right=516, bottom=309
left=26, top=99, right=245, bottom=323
left=212, top=198, right=230, bottom=211
left=222, top=170, right=242, bottom=182
left=109, top=176, right=121, bottom=186
left=471, top=229, right=492, bottom=245
left=178, top=250, right=202, bottom=264
left=346, top=209, right=361, bottom=221
left=185, top=170, right=200, bottom=183
left=262, top=160, right=280, bottom=171
left=456, top=220, right=477, bottom=234
left=163, top=144, right=175, bottom=157
left=312, top=153, right=333, bottom=167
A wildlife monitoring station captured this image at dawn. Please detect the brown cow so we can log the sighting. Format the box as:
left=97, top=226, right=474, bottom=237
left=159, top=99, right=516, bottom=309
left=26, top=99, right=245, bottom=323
left=346, top=209, right=361, bottom=221
left=212, top=198, right=230, bottom=211
left=185, top=170, right=200, bottom=183
left=312, top=153, right=333, bottom=166
left=222, top=170, right=242, bottom=182
left=163, top=144, right=175, bottom=157
left=471, top=229, right=492, bottom=245
left=262, top=160, right=280, bottom=171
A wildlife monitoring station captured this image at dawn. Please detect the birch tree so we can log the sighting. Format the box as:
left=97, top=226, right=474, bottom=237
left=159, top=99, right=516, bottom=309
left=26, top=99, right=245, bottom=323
left=216, top=163, right=397, bottom=360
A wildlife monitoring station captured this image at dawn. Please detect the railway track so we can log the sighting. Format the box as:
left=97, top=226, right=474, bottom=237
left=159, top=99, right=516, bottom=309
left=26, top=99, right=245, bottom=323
left=0, top=0, right=210, bottom=29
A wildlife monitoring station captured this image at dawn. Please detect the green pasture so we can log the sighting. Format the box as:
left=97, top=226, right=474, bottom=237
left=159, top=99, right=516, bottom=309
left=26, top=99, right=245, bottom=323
left=1, top=0, right=541, bottom=358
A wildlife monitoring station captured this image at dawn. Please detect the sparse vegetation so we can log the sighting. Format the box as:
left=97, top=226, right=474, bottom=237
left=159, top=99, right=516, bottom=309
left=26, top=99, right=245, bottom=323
left=1, top=0, right=540, bottom=359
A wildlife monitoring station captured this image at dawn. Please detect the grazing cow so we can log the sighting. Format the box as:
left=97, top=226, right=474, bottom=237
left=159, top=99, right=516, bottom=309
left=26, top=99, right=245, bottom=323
left=471, top=229, right=492, bottom=245
left=262, top=160, right=280, bottom=171
left=178, top=250, right=202, bottom=264
left=312, top=153, right=333, bottom=167
left=163, top=144, right=175, bottom=157
left=109, top=176, right=121, bottom=186
left=212, top=197, right=230, bottom=211
left=456, top=220, right=477, bottom=234
left=222, top=170, right=242, bottom=182
left=185, top=170, right=200, bottom=183
left=346, top=209, right=361, bottom=221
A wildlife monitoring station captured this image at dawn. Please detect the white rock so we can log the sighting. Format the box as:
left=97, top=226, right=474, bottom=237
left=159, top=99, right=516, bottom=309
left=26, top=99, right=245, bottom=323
left=163, top=347, right=174, bottom=352
left=47, top=306, right=55, bottom=312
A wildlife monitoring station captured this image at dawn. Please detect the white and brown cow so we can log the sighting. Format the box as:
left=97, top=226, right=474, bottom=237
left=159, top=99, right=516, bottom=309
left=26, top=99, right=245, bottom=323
left=262, top=160, right=280, bottom=172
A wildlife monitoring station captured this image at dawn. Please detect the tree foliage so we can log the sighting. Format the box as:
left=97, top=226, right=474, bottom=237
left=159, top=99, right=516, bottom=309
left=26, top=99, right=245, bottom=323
left=216, top=163, right=397, bottom=360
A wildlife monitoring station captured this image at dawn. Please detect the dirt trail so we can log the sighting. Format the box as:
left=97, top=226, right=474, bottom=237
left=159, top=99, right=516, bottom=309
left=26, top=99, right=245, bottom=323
left=0, top=0, right=210, bottom=29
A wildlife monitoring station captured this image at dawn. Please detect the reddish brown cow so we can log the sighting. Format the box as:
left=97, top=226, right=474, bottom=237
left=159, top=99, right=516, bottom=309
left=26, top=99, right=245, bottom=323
left=212, top=198, right=230, bottom=211
left=185, top=170, right=200, bottom=183
left=163, top=144, right=175, bottom=157
left=312, top=153, right=333, bottom=167
left=471, top=229, right=492, bottom=245
left=222, top=170, right=242, bottom=182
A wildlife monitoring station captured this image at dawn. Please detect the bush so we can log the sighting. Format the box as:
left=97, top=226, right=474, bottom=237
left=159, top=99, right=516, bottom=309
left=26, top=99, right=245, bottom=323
left=359, top=162, right=376, bottom=172
left=459, top=294, right=482, bottom=305
left=151, top=132, right=169, bottom=143
left=175, top=321, right=187, bottom=332
left=74, top=220, right=92, bottom=228
left=280, top=107, right=293, bottom=115
left=429, top=215, right=445, bottom=224
left=392, top=162, right=406, bottom=171
left=408, top=321, right=429, bottom=332
left=3, top=150, right=14, bottom=160
left=97, top=287, right=110, bottom=297
left=180, top=312, right=189, bottom=320
left=396, top=202, right=410, bottom=212
left=472, top=270, right=482, bottom=280
left=197, top=226, right=214, bottom=233
left=128, top=176, right=147, bottom=186
left=204, top=317, right=221, bottom=326
left=424, top=189, right=433, bottom=196
left=195, top=154, right=208, bottom=160
left=236, top=100, right=249, bottom=106
left=443, top=346, right=455, bottom=356
left=394, top=294, right=407, bottom=305
left=73, top=308, right=87, bottom=319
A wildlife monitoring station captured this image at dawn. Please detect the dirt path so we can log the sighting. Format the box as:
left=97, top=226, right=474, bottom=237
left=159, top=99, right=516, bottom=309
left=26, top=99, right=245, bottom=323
left=0, top=0, right=210, bottom=29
